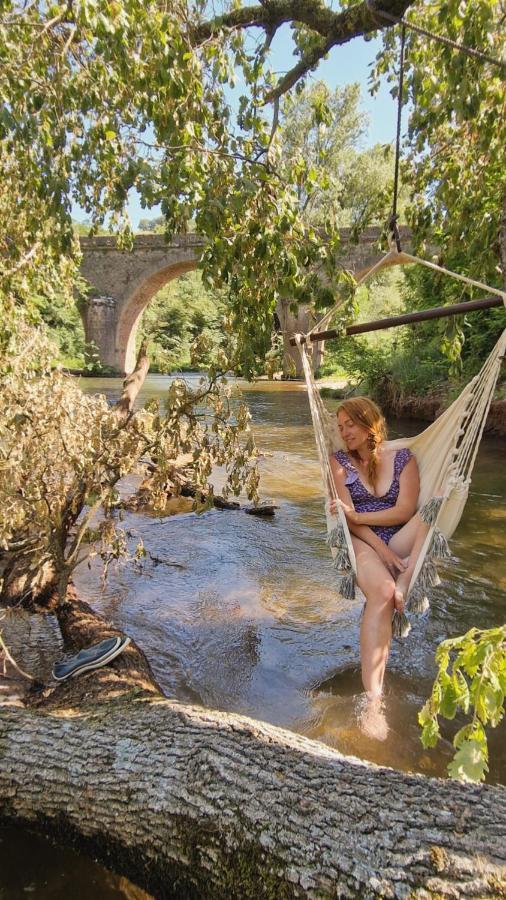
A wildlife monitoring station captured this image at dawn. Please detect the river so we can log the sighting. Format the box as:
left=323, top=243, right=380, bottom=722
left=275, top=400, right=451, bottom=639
left=2, top=374, right=505, bottom=897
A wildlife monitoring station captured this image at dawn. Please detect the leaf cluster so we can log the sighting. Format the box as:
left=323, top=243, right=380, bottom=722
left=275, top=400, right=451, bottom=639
left=0, top=0, right=375, bottom=376
left=419, top=625, right=506, bottom=782
left=371, top=1, right=506, bottom=366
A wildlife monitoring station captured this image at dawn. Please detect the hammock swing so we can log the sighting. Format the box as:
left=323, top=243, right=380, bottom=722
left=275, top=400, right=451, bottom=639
left=293, top=15, right=506, bottom=636
left=294, top=247, right=506, bottom=637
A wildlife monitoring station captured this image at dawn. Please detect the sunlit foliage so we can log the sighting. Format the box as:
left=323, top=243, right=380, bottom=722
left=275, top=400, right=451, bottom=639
left=420, top=626, right=506, bottom=782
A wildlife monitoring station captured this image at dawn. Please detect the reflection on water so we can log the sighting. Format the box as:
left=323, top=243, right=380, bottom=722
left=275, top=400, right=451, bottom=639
left=5, top=375, right=506, bottom=786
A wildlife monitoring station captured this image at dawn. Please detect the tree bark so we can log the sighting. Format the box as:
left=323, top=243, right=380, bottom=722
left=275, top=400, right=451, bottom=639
left=194, top=0, right=414, bottom=46
left=0, top=696, right=505, bottom=899
left=114, top=339, right=150, bottom=421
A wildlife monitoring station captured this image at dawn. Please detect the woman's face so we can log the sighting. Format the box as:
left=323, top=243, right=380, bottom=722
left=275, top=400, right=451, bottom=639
left=337, top=410, right=370, bottom=451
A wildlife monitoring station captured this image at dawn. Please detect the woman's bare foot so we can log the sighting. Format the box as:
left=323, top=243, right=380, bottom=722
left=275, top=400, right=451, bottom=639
left=360, top=695, right=389, bottom=741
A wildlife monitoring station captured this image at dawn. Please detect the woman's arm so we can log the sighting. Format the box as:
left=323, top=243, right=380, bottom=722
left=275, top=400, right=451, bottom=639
left=345, top=456, right=420, bottom=528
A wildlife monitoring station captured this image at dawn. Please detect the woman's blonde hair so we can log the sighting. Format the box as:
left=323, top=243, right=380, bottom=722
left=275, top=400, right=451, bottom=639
left=337, top=397, right=387, bottom=490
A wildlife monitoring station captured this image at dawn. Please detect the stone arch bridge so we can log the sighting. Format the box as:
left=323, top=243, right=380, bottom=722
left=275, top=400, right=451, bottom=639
left=79, top=227, right=411, bottom=374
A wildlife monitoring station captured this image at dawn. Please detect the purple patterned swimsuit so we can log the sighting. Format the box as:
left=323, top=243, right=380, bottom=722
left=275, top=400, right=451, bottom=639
left=333, top=448, right=413, bottom=545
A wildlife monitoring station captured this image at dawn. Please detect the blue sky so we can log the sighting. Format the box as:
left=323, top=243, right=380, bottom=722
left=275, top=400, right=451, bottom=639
left=270, top=26, right=397, bottom=144
left=74, top=28, right=398, bottom=228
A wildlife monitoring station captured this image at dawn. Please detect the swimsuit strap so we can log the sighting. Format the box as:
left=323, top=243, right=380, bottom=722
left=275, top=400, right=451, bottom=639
left=334, top=449, right=354, bottom=471
left=393, top=447, right=413, bottom=480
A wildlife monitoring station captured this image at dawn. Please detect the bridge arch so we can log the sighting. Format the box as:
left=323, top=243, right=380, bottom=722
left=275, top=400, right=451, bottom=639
left=117, top=259, right=198, bottom=373
left=79, top=234, right=204, bottom=372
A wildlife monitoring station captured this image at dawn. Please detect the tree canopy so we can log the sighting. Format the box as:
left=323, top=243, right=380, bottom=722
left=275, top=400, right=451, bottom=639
left=1, top=0, right=504, bottom=374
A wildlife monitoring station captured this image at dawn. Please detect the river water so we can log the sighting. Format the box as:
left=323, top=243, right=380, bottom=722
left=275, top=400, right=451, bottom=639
left=2, top=373, right=505, bottom=896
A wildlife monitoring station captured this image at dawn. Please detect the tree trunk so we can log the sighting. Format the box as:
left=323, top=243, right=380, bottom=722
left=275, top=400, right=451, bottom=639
left=0, top=695, right=505, bottom=899
left=114, top=338, right=150, bottom=421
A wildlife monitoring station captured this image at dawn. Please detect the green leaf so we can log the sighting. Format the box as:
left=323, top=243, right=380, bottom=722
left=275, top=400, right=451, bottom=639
left=440, top=680, right=458, bottom=720
left=453, top=669, right=470, bottom=714
left=447, top=739, right=488, bottom=783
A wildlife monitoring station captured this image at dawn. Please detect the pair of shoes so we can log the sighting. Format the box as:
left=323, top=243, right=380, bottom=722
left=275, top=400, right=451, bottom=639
left=52, top=636, right=131, bottom=682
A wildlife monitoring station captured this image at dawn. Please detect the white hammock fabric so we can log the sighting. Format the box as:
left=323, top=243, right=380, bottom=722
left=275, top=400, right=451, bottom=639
left=295, top=248, right=506, bottom=637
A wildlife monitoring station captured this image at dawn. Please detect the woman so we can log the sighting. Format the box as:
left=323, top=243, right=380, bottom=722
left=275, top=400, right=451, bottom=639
left=329, top=397, right=429, bottom=702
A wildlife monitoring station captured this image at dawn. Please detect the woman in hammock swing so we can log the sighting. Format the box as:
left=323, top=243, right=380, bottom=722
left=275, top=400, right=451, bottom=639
left=329, top=397, right=430, bottom=701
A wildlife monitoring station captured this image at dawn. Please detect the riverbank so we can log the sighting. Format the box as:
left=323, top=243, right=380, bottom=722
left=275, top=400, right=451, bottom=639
left=380, top=396, right=506, bottom=437
left=316, top=379, right=506, bottom=437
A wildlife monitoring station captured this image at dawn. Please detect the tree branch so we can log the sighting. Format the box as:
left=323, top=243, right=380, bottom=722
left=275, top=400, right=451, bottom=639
left=114, top=339, right=150, bottom=421
left=193, top=0, right=415, bottom=52
left=265, top=0, right=415, bottom=101
left=266, top=32, right=337, bottom=101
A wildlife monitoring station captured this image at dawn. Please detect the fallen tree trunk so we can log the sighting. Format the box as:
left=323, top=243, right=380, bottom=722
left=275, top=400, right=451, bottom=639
left=1, top=694, right=505, bottom=898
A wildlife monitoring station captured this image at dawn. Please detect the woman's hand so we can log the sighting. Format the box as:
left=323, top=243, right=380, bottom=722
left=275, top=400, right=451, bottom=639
left=329, top=498, right=359, bottom=524
left=340, top=501, right=359, bottom=525
left=376, top=543, right=408, bottom=576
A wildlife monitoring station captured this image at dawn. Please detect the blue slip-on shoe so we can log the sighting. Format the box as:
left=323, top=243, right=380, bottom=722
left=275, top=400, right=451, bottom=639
left=52, top=636, right=131, bottom=681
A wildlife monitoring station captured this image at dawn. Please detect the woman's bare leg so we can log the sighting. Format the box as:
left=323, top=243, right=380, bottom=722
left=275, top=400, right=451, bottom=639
left=389, top=513, right=431, bottom=607
left=352, top=537, right=396, bottom=697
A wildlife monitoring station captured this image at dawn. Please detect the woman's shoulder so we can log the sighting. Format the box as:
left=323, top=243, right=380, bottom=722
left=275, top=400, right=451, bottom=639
left=394, top=446, right=415, bottom=473
left=333, top=449, right=352, bottom=468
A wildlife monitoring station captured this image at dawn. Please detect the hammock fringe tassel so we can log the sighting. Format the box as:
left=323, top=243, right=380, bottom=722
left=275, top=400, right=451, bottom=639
left=429, top=527, right=453, bottom=561
left=419, top=496, right=444, bottom=525
left=392, top=610, right=411, bottom=639
left=407, top=585, right=430, bottom=615
left=327, top=524, right=346, bottom=548
left=336, top=571, right=355, bottom=600
left=419, top=559, right=441, bottom=590
left=333, top=546, right=351, bottom=571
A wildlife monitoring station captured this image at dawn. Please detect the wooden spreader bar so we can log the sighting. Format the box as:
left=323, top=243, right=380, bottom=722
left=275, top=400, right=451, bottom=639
left=289, top=295, right=504, bottom=346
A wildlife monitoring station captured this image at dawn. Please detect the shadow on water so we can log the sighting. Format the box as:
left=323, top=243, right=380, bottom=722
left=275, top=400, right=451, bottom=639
left=0, top=824, right=150, bottom=900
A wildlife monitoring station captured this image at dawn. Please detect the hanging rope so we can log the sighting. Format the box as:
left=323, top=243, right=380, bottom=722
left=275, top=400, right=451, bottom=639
left=390, top=21, right=406, bottom=253
left=367, top=2, right=506, bottom=71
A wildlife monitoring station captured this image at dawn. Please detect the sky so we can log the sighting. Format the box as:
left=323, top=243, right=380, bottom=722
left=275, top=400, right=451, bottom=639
left=73, top=26, right=400, bottom=228
left=270, top=26, right=398, bottom=144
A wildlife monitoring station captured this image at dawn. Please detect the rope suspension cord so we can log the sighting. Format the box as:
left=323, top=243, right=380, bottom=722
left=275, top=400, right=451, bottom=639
left=300, top=4, right=506, bottom=346
left=367, top=2, right=506, bottom=71
left=297, top=5, right=505, bottom=346
left=390, top=20, right=406, bottom=253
